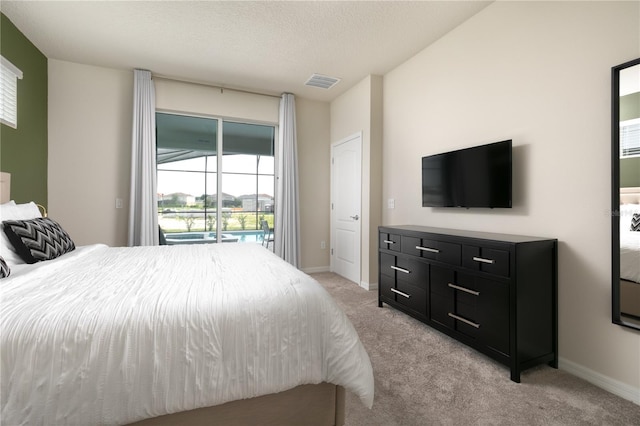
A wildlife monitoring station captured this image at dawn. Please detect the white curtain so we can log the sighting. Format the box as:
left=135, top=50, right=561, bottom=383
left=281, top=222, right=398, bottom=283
left=128, top=69, right=159, bottom=246
left=275, top=93, right=300, bottom=267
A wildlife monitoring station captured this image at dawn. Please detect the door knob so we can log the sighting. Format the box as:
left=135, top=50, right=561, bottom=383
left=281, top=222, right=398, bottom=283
left=350, top=215, right=359, bottom=220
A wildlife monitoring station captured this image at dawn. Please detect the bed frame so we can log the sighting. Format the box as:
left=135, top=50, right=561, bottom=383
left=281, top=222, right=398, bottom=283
left=620, top=186, right=640, bottom=205
left=128, top=383, right=345, bottom=426
left=0, top=172, right=10, bottom=204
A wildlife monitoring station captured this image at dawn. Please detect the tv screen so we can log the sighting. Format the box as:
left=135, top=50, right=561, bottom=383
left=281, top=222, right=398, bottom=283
left=422, top=140, right=512, bottom=208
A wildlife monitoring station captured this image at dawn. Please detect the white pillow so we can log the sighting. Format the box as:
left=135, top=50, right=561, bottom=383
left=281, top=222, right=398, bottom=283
left=0, top=200, right=17, bottom=213
left=620, top=203, right=640, bottom=231
left=1, top=201, right=43, bottom=266
left=14, top=202, right=42, bottom=220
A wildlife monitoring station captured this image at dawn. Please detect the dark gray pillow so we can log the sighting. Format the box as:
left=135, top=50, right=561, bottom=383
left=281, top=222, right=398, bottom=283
left=632, top=213, right=640, bottom=232
left=0, top=256, right=9, bottom=278
left=3, top=217, right=75, bottom=264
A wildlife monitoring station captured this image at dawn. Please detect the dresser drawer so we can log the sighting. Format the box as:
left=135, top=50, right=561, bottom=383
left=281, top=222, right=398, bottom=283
left=380, top=266, right=427, bottom=316
left=380, top=252, right=396, bottom=278
left=380, top=252, right=429, bottom=288
left=402, top=236, right=461, bottom=266
left=448, top=275, right=510, bottom=355
left=395, top=257, right=429, bottom=289
left=430, top=291, right=455, bottom=329
left=462, top=245, right=510, bottom=277
left=380, top=273, right=396, bottom=300
left=379, top=232, right=401, bottom=252
left=430, top=265, right=455, bottom=297
left=394, top=279, right=427, bottom=316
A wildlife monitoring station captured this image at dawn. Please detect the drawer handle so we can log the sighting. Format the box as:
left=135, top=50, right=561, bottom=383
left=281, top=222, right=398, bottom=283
left=416, top=246, right=440, bottom=253
left=390, top=265, right=410, bottom=274
left=383, top=240, right=395, bottom=244
left=447, top=283, right=480, bottom=296
left=472, top=256, right=495, bottom=264
left=391, top=288, right=411, bottom=299
left=448, top=313, right=480, bottom=329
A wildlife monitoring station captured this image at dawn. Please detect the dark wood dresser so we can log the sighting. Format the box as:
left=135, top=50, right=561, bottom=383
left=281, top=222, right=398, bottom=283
left=378, top=225, right=558, bottom=382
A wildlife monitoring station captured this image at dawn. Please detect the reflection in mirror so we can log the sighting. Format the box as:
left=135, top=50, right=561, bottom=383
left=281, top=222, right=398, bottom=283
left=613, top=58, right=640, bottom=330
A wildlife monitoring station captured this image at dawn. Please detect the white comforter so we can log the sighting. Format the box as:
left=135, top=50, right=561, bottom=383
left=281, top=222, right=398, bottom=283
left=621, top=230, right=640, bottom=283
left=1, top=244, right=374, bottom=425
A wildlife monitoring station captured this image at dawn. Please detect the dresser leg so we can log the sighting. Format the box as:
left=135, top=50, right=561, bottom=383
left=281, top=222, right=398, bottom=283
left=510, top=369, right=521, bottom=383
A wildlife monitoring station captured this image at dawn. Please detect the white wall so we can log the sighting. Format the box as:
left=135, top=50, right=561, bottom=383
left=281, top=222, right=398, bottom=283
left=154, top=78, right=279, bottom=123
left=297, top=97, right=331, bottom=271
left=48, top=60, right=332, bottom=272
left=48, top=60, right=132, bottom=247
left=330, top=75, right=383, bottom=287
left=382, top=1, right=639, bottom=400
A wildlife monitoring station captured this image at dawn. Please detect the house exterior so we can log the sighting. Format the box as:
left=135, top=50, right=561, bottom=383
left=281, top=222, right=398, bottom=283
left=239, top=193, right=274, bottom=212
left=159, top=192, right=196, bottom=207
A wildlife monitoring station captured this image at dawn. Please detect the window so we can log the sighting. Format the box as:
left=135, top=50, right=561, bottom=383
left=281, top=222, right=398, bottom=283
left=620, top=118, right=640, bottom=158
left=156, top=113, right=275, bottom=245
left=0, top=56, right=23, bottom=128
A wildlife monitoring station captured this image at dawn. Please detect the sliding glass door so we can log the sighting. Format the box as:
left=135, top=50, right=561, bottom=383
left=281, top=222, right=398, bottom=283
left=156, top=112, right=275, bottom=245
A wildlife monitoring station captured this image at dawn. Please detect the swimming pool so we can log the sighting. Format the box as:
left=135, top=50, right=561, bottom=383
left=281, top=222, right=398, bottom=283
left=227, top=230, right=264, bottom=243
left=164, top=230, right=265, bottom=244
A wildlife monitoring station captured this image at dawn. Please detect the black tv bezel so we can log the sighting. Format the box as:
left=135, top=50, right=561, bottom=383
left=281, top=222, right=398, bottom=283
left=421, top=140, right=512, bottom=209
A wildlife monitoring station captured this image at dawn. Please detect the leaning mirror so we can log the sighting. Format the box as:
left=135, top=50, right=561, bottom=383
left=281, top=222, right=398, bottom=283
left=612, top=57, right=640, bottom=330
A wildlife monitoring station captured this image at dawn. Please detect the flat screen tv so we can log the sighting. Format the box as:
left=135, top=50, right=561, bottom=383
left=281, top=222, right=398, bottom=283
left=422, top=140, right=512, bottom=208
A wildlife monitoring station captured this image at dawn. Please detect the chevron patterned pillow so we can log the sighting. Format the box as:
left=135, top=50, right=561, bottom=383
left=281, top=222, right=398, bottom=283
left=0, top=256, right=9, bottom=278
left=632, top=213, right=640, bottom=232
left=3, top=217, right=75, bottom=264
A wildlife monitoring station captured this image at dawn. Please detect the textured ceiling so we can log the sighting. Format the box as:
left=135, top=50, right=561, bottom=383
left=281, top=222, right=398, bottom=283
left=2, top=1, right=492, bottom=102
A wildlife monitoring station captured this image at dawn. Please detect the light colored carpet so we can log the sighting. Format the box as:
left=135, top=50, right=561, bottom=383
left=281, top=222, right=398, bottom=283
left=311, top=272, right=640, bottom=426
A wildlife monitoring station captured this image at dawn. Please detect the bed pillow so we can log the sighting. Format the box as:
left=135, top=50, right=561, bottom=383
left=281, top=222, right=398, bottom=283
left=3, top=217, right=75, bottom=264
left=0, top=256, right=9, bottom=278
left=1, top=201, right=44, bottom=266
left=14, top=202, right=42, bottom=220
left=632, top=213, right=640, bottom=232
left=620, top=204, right=640, bottom=231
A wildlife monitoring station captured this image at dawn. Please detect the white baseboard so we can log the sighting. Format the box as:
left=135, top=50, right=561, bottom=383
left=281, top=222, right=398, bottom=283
left=302, top=266, right=330, bottom=274
left=559, top=357, right=640, bottom=405
left=304, top=268, right=378, bottom=291
left=359, top=281, right=378, bottom=291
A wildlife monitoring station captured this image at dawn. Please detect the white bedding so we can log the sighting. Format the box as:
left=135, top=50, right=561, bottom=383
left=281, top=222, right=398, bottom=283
left=620, top=203, right=640, bottom=283
left=620, top=230, right=640, bottom=283
left=1, top=243, right=374, bottom=425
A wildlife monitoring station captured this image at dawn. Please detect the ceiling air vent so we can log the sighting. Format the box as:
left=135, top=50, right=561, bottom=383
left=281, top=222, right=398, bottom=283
left=305, top=73, right=340, bottom=90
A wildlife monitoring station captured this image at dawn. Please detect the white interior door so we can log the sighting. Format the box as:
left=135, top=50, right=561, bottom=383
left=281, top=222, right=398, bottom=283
left=331, top=133, right=362, bottom=284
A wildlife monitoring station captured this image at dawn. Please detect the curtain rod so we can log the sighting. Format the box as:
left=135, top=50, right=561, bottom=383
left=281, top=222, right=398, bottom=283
left=152, top=74, right=282, bottom=99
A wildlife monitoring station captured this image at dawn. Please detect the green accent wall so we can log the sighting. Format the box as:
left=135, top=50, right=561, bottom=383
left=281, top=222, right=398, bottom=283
left=620, top=92, right=640, bottom=187
left=620, top=157, right=639, bottom=187
left=620, top=92, right=640, bottom=122
left=0, top=13, right=47, bottom=206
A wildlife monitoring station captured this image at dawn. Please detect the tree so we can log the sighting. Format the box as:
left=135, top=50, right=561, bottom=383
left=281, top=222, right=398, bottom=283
left=207, top=214, right=216, bottom=231
left=179, top=215, right=195, bottom=232
left=237, top=213, right=248, bottom=230
left=222, top=212, right=231, bottom=231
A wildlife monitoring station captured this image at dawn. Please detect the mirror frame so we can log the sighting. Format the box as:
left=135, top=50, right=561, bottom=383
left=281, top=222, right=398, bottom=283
left=612, top=57, right=640, bottom=330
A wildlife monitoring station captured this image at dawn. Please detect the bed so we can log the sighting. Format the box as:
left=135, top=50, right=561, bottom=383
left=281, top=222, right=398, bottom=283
left=619, top=187, right=640, bottom=319
left=0, top=199, right=374, bottom=425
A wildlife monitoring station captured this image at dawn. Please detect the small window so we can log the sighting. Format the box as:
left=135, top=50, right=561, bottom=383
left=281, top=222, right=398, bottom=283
left=0, top=56, right=23, bottom=129
left=620, top=118, right=640, bottom=159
